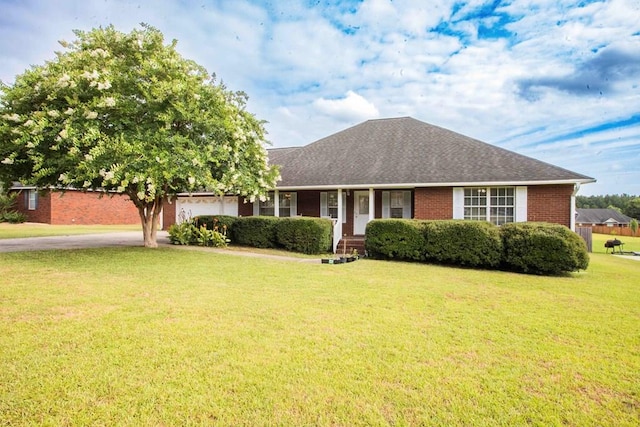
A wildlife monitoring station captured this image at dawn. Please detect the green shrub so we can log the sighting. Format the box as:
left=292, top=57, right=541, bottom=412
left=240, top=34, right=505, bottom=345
left=422, top=220, right=503, bottom=268
left=232, top=216, right=280, bottom=248
left=501, top=222, right=589, bottom=275
left=168, top=221, right=197, bottom=245
left=275, top=217, right=332, bottom=254
left=168, top=221, right=228, bottom=247
left=194, top=215, right=237, bottom=240
left=194, top=225, right=229, bottom=247
left=0, top=192, right=25, bottom=223
left=365, top=219, right=426, bottom=261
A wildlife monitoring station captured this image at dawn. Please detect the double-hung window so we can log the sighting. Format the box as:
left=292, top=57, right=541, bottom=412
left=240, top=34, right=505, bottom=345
left=26, top=190, right=38, bottom=210
left=258, top=192, right=296, bottom=217
left=278, top=192, right=292, bottom=217
left=382, top=190, right=412, bottom=219
left=320, top=191, right=346, bottom=222
left=463, top=187, right=515, bottom=225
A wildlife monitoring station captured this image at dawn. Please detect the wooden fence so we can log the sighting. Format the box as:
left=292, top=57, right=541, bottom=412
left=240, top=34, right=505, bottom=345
left=589, top=226, right=637, bottom=237
left=576, top=227, right=592, bottom=252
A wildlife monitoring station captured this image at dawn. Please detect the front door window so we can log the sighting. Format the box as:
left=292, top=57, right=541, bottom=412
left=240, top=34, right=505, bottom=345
left=354, top=191, right=370, bottom=235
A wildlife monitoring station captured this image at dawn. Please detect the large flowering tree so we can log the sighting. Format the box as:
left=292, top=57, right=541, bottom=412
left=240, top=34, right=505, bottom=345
left=0, top=24, right=279, bottom=247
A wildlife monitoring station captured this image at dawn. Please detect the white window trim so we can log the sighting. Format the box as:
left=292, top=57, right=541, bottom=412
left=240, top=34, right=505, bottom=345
left=382, top=190, right=412, bottom=219
left=27, top=190, right=37, bottom=211
left=453, top=186, right=526, bottom=224
left=320, top=191, right=346, bottom=223
left=255, top=191, right=297, bottom=217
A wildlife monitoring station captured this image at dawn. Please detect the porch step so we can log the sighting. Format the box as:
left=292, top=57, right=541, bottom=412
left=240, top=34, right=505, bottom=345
left=336, top=236, right=366, bottom=257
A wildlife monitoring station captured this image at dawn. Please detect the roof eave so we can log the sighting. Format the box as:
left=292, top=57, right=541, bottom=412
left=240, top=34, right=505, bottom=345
left=274, top=178, right=596, bottom=191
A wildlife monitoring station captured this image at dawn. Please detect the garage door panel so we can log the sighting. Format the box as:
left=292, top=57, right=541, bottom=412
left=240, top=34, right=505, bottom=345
left=176, top=196, right=238, bottom=222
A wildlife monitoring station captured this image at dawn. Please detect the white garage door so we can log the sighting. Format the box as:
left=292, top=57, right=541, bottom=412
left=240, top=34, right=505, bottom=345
left=176, top=196, right=239, bottom=222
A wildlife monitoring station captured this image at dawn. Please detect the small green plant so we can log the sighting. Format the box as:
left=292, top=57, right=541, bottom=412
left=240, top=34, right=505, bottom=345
left=168, top=210, right=229, bottom=247
left=0, top=192, right=25, bottom=223
left=194, top=225, right=229, bottom=247
left=167, top=221, right=196, bottom=245
left=630, top=218, right=638, bottom=237
left=1, top=210, right=27, bottom=223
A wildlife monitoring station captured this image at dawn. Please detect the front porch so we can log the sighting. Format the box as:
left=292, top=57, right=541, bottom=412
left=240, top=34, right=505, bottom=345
left=335, top=235, right=366, bottom=257
left=240, top=187, right=414, bottom=254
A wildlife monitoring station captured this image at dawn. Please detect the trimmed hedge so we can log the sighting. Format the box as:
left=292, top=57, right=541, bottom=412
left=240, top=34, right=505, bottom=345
left=275, top=217, right=333, bottom=254
left=501, top=222, right=589, bottom=275
left=231, top=216, right=280, bottom=248
left=229, top=216, right=333, bottom=254
left=365, top=219, right=425, bottom=261
left=364, top=219, right=588, bottom=275
left=423, top=220, right=503, bottom=268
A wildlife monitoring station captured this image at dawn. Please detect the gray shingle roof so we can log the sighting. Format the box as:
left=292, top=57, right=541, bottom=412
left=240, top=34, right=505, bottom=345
left=576, top=208, right=632, bottom=225
left=269, top=117, right=595, bottom=189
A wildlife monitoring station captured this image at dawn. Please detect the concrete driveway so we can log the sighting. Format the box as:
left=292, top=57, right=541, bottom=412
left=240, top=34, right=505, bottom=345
left=0, top=231, right=170, bottom=253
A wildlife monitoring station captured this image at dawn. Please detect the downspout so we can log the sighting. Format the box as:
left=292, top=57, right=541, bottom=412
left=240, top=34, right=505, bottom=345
left=571, top=183, right=580, bottom=231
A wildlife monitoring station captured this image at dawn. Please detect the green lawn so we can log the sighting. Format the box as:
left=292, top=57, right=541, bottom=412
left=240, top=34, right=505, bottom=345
left=592, top=232, right=640, bottom=254
left=0, top=223, right=140, bottom=239
left=1, top=247, right=639, bottom=425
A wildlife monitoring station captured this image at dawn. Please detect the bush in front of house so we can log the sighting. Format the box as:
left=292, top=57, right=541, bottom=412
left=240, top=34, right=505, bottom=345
left=422, top=220, right=503, bottom=268
left=0, top=192, right=26, bottom=223
left=365, top=219, right=426, bottom=261
left=500, top=222, right=589, bottom=275
left=231, top=216, right=280, bottom=248
left=275, top=217, right=333, bottom=254
left=193, top=215, right=237, bottom=237
left=167, top=220, right=229, bottom=247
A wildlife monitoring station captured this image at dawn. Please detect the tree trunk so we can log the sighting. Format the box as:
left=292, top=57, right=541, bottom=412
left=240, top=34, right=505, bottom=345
left=137, top=197, right=163, bottom=248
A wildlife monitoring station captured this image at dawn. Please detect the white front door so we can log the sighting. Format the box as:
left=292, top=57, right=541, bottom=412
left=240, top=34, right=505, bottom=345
left=354, top=191, right=370, bottom=235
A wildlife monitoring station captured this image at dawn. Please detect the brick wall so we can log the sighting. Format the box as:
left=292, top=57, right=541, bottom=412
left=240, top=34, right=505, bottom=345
left=527, top=184, right=574, bottom=227
left=162, top=196, right=177, bottom=229
left=48, top=190, right=139, bottom=225
left=12, top=189, right=52, bottom=223
left=414, top=187, right=453, bottom=220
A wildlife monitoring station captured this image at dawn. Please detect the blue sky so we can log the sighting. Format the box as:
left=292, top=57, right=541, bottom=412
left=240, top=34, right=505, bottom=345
left=1, top=0, right=638, bottom=196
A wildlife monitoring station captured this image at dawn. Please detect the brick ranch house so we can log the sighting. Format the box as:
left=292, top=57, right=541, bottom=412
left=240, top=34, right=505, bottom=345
left=164, top=117, right=595, bottom=252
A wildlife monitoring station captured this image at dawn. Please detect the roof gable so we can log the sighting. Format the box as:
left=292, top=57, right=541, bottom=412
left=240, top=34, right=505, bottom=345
left=270, top=117, right=594, bottom=188
left=576, top=208, right=632, bottom=224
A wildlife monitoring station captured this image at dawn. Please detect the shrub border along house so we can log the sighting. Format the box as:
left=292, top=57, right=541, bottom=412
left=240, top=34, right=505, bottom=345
left=365, top=219, right=589, bottom=276
left=169, top=215, right=333, bottom=255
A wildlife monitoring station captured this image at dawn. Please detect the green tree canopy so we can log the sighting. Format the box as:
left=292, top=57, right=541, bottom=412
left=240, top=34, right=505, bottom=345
left=0, top=24, right=279, bottom=247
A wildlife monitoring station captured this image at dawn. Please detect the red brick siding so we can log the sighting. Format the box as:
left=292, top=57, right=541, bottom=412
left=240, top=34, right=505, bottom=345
left=162, top=196, right=177, bottom=229
left=414, top=187, right=453, bottom=220
left=48, top=190, right=139, bottom=225
left=12, top=189, right=52, bottom=223
left=527, top=185, right=573, bottom=227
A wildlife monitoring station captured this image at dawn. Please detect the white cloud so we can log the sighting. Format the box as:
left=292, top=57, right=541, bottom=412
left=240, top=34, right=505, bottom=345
left=313, top=91, right=380, bottom=122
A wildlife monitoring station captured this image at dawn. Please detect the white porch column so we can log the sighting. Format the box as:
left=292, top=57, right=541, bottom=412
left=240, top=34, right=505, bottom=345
left=368, top=187, right=375, bottom=223
left=274, top=189, right=280, bottom=217
left=333, top=188, right=344, bottom=253
left=337, top=188, right=343, bottom=224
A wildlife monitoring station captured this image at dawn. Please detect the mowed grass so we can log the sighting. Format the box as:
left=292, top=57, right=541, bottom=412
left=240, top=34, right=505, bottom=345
left=0, top=223, right=140, bottom=239
left=1, top=247, right=639, bottom=426
left=592, top=232, right=640, bottom=254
